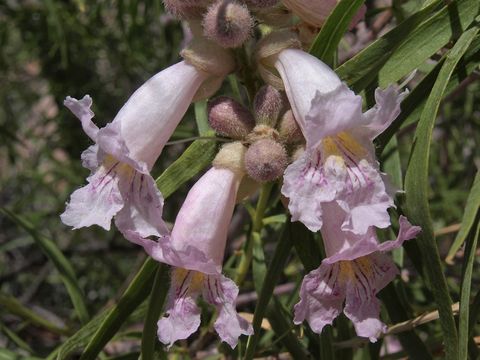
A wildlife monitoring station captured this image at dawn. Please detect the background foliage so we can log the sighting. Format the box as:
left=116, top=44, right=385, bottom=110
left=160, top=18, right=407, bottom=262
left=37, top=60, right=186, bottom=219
left=0, top=0, right=479, bottom=359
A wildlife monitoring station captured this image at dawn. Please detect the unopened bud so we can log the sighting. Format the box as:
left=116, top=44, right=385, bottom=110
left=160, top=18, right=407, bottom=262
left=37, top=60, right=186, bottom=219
left=244, top=0, right=279, bottom=8
left=208, top=97, right=255, bottom=139
left=163, top=0, right=207, bottom=20
left=253, top=85, right=285, bottom=126
left=213, top=141, right=247, bottom=176
left=278, top=109, right=304, bottom=144
left=245, top=139, right=288, bottom=182
left=203, top=0, right=254, bottom=48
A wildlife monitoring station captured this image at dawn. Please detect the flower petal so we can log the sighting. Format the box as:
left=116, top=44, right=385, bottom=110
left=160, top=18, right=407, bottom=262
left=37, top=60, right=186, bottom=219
left=64, top=95, right=99, bottom=140
left=305, top=84, right=364, bottom=148
left=274, top=49, right=342, bottom=131
left=60, top=162, right=123, bottom=231
left=157, top=271, right=202, bottom=348
left=294, top=263, right=345, bottom=334
left=203, top=275, right=253, bottom=348
left=343, top=253, right=398, bottom=341
left=362, top=86, right=407, bottom=140
left=115, top=171, right=169, bottom=239
left=282, top=149, right=344, bottom=232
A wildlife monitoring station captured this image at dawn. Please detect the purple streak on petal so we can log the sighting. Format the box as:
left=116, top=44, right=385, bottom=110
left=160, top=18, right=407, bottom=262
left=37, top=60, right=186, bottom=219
left=305, top=84, right=364, bottom=148
left=282, top=149, right=344, bottom=232
left=203, top=274, right=253, bottom=348
left=157, top=271, right=202, bottom=348
left=293, top=263, right=345, bottom=334
left=60, top=163, right=123, bottom=231
left=115, top=171, right=169, bottom=239
left=343, top=252, right=398, bottom=341
left=64, top=95, right=99, bottom=140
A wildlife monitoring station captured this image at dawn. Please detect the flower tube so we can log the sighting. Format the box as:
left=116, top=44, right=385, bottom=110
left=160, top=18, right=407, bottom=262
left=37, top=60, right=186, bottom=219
left=274, top=49, right=405, bottom=234
left=294, top=204, right=421, bottom=341
left=135, top=143, right=253, bottom=348
left=61, top=40, right=235, bottom=242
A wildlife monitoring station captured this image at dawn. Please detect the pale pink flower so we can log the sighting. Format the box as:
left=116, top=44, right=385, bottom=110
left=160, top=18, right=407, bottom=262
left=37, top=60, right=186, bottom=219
left=283, top=0, right=366, bottom=28
left=275, top=49, right=406, bottom=234
left=61, top=61, right=211, bottom=241
left=132, top=167, right=253, bottom=348
left=294, top=206, right=421, bottom=341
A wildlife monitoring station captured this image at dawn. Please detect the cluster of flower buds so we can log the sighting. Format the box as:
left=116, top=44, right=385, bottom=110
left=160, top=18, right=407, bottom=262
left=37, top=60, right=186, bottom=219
left=61, top=0, right=422, bottom=352
left=207, top=84, right=303, bottom=185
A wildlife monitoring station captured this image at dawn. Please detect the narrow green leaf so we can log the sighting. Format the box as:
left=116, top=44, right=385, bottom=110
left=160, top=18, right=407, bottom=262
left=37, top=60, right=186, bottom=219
left=141, top=263, right=170, bottom=360
left=194, top=100, right=212, bottom=136
left=0, top=208, right=89, bottom=325
left=376, top=34, right=480, bottom=149
left=252, top=231, right=267, bottom=293
left=266, top=299, right=309, bottom=360
left=79, top=258, right=158, bottom=360
left=446, top=171, right=480, bottom=262
left=155, top=138, right=217, bottom=198
left=459, top=217, right=480, bottom=359
left=337, top=0, right=479, bottom=91
left=292, top=222, right=322, bottom=273
left=309, top=0, right=365, bottom=66
left=244, top=222, right=293, bottom=360
left=0, top=293, right=70, bottom=336
left=404, top=25, right=479, bottom=360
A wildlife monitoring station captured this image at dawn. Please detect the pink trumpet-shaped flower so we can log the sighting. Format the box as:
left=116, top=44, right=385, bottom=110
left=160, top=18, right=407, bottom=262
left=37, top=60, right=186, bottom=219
left=294, top=205, right=421, bottom=341
left=133, top=166, right=253, bottom=348
left=275, top=49, right=406, bottom=234
left=283, top=0, right=366, bottom=28
left=61, top=61, right=212, bottom=241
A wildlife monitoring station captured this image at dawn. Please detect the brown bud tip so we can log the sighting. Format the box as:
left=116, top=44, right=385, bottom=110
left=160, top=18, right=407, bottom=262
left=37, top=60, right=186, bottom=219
left=208, top=96, right=255, bottom=139
left=253, top=85, right=286, bottom=126
left=163, top=0, right=206, bottom=20
left=244, top=0, right=279, bottom=8
left=203, top=0, right=254, bottom=48
left=245, top=139, right=288, bottom=182
left=279, top=109, right=304, bottom=144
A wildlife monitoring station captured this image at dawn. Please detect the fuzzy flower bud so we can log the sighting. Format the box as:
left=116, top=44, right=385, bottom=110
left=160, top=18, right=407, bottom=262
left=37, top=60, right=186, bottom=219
left=203, top=0, right=254, bottom=48
left=253, top=85, right=285, bottom=126
left=247, top=124, right=280, bottom=143
left=163, top=0, right=207, bottom=20
left=245, top=139, right=288, bottom=182
left=213, top=141, right=247, bottom=176
left=279, top=109, right=304, bottom=144
left=208, top=97, right=255, bottom=139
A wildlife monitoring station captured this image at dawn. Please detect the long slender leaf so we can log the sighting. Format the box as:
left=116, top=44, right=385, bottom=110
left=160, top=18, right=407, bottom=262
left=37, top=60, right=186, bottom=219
left=404, top=25, right=479, bottom=360
left=244, top=222, right=293, bottom=360
left=459, top=217, right=480, bottom=359
left=79, top=258, right=158, bottom=360
left=0, top=208, right=89, bottom=325
left=446, top=171, right=480, bottom=263
left=141, top=263, right=170, bottom=360
left=309, top=0, right=365, bottom=66
left=337, top=0, right=479, bottom=91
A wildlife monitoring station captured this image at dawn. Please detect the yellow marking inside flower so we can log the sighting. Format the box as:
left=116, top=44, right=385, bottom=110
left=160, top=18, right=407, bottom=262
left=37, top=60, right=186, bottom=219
left=103, top=154, right=134, bottom=177
left=173, top=268, right=205, bottom=293
left=322, top=137, right=341, bottom=157
left=338, top=256, right=373, bottom=283
left=336, top=132, right=367, bottom=158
